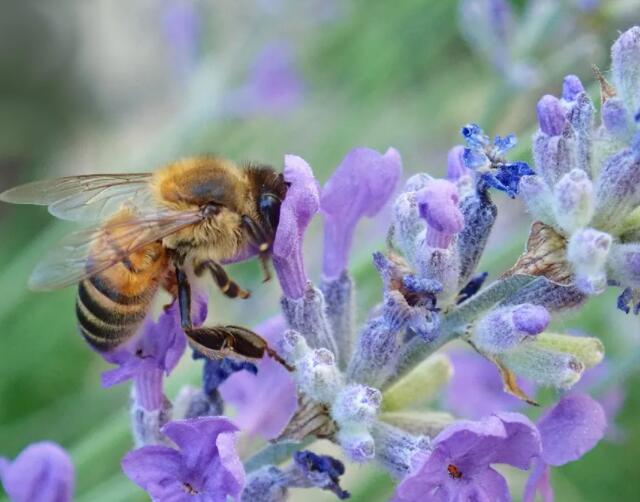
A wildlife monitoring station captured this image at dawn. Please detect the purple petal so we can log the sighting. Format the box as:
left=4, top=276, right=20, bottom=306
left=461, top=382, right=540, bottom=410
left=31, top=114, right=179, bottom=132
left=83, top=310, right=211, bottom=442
left=415, top=179, right=464, bottom=249
left=537, top=393, right=606, bottom=466
left=468, top=467, right=511, bottom=502
left=219, top=316, right=297, bottom=439
left=0, top=442, right=74, bottom=502
left=447, top=145, right=471, bottom=181
left=523, top=458, right=553, bottom=502
left=161, top=417, right=239, bottom=472
left=443, top=351, right=535, bottom=419
left=121, top=445, right=185, bottom=496
left=321, top=147, right=402, bottom=279
left=201, top=432, right=245, bottom=498
left=273, top=155, right=320, bottom=299
left=492, top=412, right=541, bottom=469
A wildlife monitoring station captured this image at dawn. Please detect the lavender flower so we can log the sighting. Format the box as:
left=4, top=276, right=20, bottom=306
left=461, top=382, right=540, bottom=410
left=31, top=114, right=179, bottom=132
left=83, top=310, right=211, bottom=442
left=320, top=147, right=402, bottom=280
left=0, top=442, right=74, bottom=502
left=101, top=296, right=207, bottom=411
left=523, top=394, right=605, bottom=502
left=122, top=417, right=245, bottom=501
left=220, top=316, right=298, bottom=439
left=394, top=413, right=541, bottom=501
left=273, top=154, right=320, bottom=300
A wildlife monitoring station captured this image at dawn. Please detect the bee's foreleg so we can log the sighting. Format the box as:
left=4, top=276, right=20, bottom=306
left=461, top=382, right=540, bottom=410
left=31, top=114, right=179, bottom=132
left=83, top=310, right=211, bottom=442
left=175, top=265, right=193, bottom=330
left=241, top=215, right=273, bottom=282
left=194, top=260, right=251, bottom=299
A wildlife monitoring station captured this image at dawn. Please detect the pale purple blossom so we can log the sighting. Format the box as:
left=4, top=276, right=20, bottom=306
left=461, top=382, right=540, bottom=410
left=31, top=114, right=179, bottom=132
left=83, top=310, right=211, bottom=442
left=273, top=155, right=320, bottom=299
left=101, top=296, right=207, bottom=410
left=320, top=147, right=402, bottom=279
left=0, top=442, right=74, bottom=502
left=395, top=413, right=541, bottom=502
left=122, top=417, right=245, bottom=501
left=219, top=315, right=297, bottom=439
left=523, top=393, right=605, bottom=502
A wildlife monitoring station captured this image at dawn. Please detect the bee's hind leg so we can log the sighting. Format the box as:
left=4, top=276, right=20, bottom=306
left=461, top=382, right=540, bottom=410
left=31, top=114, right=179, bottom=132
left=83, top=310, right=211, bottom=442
left=194, top=260, right=251, bottom=299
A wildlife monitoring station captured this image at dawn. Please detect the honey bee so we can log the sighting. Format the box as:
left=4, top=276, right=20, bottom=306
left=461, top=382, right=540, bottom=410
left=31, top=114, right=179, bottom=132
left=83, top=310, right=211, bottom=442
left=0, top=156, right=290, bottom=367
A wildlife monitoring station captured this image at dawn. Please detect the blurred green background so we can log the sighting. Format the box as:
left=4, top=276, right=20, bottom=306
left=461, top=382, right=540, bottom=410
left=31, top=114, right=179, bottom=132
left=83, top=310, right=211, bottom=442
left=1, top=1, right=640, bottom=500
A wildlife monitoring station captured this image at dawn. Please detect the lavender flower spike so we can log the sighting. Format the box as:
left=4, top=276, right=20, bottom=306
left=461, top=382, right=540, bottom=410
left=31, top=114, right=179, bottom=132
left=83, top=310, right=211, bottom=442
left=0, top=442, right=74, bottom=502
left=321, top=146, right=402, bottom=280
left=524, top=394, right=606, bottom=502
left=395, top=413, right=541, bottom=501
left=273, top=154, right=320, bottom=300
left=122, top=416, right=245, bottom=501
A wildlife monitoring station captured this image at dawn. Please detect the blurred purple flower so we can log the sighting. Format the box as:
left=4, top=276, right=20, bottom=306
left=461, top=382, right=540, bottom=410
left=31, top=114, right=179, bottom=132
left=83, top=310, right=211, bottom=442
left=523, top=394, right=606, bottom=502
left=444, top=350, right=536, bottom=419
left=224, top=42, right=304, bottom=117
left=101, top=295, right=208, bottom=410
left=161, top=0, right=201, bottom=78
left=395, top=413, right=540, bottom=502
left=0, top=442, right=74, bottom=502
left=273, top=155, right=320, bottom=299
left=122, top=417, right=244, bottom=502
left=320, top=147, right=402, bottom=279
left=219, top=315, right=297, bottom=439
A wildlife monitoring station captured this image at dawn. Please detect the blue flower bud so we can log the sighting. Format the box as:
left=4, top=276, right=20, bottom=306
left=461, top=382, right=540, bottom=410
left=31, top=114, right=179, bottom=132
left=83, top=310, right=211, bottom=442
left=562, top=74, right=585, bottom=102
left=472, top=304, right=550, bottom=354
left=602, top=98, right=631, bottom=139
left=553, top=168, right=595, bottom=233
left=332, top=384, right=382, bottom=426
left=567, top=228, right=612, bottom=295
left=611, top=26, right=640, bottom=117
left=281, top=283, right=340, bottom=358
left=537, top=95, right=566, bottom=136
left=593, top=147, right=640, bottom=233
left=607, top=243, right=640, bottom=289
left=457, top=191, right=497, bottom=285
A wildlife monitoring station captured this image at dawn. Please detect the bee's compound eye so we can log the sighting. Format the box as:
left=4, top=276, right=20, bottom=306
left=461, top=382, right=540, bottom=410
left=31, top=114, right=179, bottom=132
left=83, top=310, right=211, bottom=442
left=203, top=203, right=222, bottom=217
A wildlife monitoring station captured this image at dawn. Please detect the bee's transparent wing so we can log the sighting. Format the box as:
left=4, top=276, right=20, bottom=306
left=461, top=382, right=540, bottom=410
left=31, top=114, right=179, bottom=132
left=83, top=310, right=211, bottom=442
left=29, top=209, right=203, bottom=291
left=0, top=173, right=155, bottom=221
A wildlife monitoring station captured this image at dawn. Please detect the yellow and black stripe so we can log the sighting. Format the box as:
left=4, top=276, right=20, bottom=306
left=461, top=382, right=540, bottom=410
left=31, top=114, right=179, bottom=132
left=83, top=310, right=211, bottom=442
left=76, top=275, right=152, bottom=351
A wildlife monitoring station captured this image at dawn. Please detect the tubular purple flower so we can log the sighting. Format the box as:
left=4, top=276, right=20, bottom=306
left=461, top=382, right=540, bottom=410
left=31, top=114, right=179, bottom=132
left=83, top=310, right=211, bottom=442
left=523, top=394, right=605, bottom=502
left=562, top=75, right=585, bottom=102
left=273, top=155, right=320, bottom=299
left=472, top=304, right=550, bottom=354
left=122, top=417, right=245, bottom=501
left=100, top=295, right=208, bottom=411
left=415, top=179, right=464, bottom=249
left=220, top=316, right=298, bottom=439
left=537, top=95, right=566, bottom=136
left=0, top=442, right=74, bottom=502
left=320, top=147, right=402, bottom=280
left=395, top=413, right=541, bottom=502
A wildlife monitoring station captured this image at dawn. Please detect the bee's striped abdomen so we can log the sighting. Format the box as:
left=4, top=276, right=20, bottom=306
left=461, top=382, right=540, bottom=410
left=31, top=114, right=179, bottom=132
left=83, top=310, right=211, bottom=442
left=75, top=240, right=169, bottom=351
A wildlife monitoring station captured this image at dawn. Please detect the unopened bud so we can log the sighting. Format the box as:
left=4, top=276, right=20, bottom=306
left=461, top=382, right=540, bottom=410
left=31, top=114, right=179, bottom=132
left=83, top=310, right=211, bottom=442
left=553, top=168, right=595, bottom=233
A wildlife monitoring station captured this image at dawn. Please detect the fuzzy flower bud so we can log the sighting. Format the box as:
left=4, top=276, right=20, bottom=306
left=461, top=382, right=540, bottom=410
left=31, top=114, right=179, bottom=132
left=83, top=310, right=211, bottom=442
left=273, top=155, right=320, bottom=300
left=337, top=428, right=376, bottom=463
left=296, top=348, right=344, bottom=404
left=415, top=179, right=464, bottom=249
left=446, top=145, right=472, bottom=181
left=532, top=129, right=576, bottom=187
left=608, top=243, right=640, bottom=289
left=553, top=168, right=595, bottom=233
left=567, top=228, right=613, bottom=294
left=321, top=147, right=402, bottom=280
left=519, top=175, right=556, bottom=224
left=611, top=26, right=640, bottom=117
left=537, top=95, right=566, bottom=136
left=332, top=384, right=382, bottom=426
left=562, top=74, right=585, bottom=102
left=472, top=304, right=550, bottom=354
left=602, top=98, right=631, bottom=139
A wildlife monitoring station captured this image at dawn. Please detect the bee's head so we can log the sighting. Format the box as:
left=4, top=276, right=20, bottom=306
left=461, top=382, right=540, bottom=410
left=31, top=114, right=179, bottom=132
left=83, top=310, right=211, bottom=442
left=246, top=164, right=288, bottom=239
